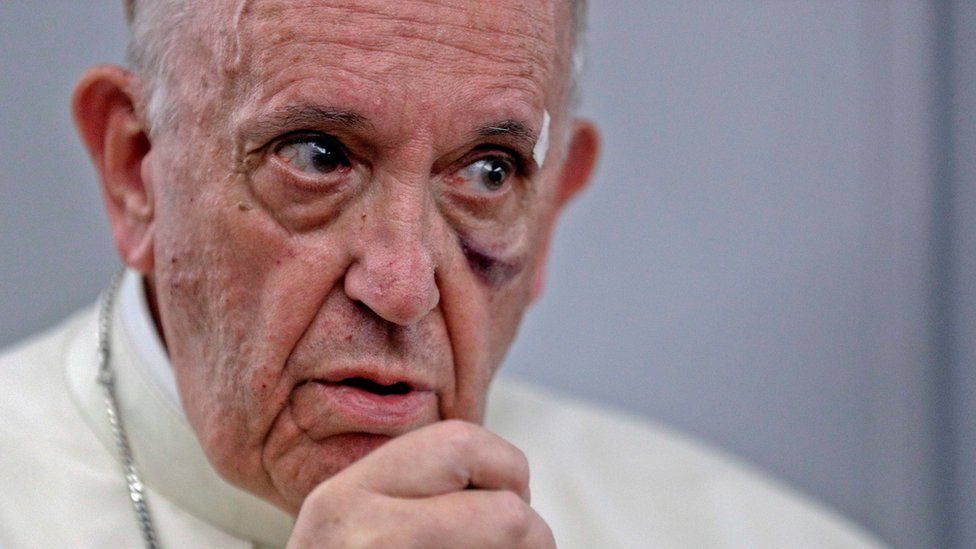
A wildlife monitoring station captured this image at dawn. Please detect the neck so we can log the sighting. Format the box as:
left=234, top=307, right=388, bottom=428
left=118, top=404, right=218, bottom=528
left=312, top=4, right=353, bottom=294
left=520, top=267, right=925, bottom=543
left=64, top=269, right=295, bottom=546
left=143, top=270, right=167, bottom=350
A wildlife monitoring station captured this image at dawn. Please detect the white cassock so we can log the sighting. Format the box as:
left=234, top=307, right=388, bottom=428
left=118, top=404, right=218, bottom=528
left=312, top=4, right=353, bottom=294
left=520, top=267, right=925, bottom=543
left=0, top=270, right=885, bottom=548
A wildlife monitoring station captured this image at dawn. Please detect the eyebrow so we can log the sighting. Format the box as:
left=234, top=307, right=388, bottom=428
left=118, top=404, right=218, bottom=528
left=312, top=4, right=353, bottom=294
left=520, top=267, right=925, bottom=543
left=241, top=109, right=539, bottom=158
left=245, top=105, right=372, bottom=139
left=477, top=119, right=539, bottom=152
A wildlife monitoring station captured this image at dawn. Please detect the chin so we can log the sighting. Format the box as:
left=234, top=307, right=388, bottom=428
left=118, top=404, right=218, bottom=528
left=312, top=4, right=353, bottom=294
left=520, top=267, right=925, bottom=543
left=261, top=430, right=395, bottom=513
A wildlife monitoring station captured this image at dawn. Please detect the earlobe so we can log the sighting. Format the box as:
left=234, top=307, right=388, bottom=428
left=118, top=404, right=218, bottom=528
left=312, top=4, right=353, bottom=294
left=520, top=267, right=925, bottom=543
left=530, top=119, right=601, bottom=301
left=72, top=64, right=156, bottom=273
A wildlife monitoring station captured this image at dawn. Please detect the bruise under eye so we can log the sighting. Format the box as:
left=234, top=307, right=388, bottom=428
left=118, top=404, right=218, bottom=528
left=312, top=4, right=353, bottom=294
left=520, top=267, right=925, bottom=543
left=460, top=238, right=523, bottom=286
left=276, top=135, right=350, bottom=175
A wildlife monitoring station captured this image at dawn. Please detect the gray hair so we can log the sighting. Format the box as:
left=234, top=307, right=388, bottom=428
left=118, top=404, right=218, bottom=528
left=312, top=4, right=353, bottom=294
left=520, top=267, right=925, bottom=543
left=124, top=0, right=193, bottom=134
left=123, top=0, right=588, bottom=134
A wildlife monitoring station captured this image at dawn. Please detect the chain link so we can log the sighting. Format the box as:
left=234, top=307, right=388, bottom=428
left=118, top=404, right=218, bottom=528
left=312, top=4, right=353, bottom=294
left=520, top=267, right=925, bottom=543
left=97, top=268, right=160, bottom=549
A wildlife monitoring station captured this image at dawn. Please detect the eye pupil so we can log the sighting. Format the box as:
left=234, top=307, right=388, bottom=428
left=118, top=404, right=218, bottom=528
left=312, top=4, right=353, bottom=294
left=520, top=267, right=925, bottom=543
left=310, top=141, right=343, bottom=172
left=277, top=136, right=349, bottom=176
left=481, top=160, right=508, bottom=190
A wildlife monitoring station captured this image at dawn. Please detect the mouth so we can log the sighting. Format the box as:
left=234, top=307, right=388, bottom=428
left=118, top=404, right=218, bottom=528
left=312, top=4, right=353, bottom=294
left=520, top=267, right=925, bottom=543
left=334, top=376, right=413, bottom=396
left=290, top=373, right=436, bottom=437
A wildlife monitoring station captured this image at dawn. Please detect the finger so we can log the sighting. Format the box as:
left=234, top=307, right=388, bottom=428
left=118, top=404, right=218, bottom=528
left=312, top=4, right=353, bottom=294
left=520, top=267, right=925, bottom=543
left=346, top=420, right=531, bottom=502
left=402, top=489, right=555, bottom=549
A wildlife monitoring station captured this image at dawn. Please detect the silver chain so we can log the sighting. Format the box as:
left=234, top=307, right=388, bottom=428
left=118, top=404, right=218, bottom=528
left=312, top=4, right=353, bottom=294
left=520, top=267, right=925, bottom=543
left=97, top=268, right=161, bottom=549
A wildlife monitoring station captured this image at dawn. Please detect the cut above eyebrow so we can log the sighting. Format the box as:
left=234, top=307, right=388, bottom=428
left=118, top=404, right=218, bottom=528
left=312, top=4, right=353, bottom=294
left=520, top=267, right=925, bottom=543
left=477, top=120, right=539, bottom=151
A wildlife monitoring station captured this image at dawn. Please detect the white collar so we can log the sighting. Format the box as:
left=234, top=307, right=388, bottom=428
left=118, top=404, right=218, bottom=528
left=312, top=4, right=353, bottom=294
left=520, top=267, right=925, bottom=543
left=118, top=270, right=184, bottom=416
left=65, top=269, right=295, bottom=546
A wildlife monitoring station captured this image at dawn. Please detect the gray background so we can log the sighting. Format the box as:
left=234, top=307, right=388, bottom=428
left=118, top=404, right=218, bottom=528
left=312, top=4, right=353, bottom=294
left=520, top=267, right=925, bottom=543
left=1, top=2, right=973, bottom=548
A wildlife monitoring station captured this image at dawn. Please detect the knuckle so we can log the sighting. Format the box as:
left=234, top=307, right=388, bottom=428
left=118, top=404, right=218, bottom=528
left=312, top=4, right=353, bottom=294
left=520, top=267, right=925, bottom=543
left=356, top=528, right=419, bottom=549
left=526, top=519, right=557, bottom=549
left=511, top=446, right=530, bottom=484
left=438, top=419, right=480, bottom=455
left=301, top=477, right=358, bottom=518
left=302, top=480, right=335, bottom=511
left=291, top=485, right=348, bottom=547
left=497, top=491, right=532, bottom=539
left=438, top=418, right=477, bottom=437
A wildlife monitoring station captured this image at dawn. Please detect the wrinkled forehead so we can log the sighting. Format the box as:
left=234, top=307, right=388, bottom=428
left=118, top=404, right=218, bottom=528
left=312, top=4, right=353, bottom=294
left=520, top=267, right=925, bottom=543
left=200, top=0, right=569, bottom=115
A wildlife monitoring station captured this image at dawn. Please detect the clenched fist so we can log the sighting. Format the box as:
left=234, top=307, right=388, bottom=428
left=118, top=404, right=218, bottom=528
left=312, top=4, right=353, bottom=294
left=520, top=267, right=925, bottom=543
left=287, top=420, right=555, bottom=548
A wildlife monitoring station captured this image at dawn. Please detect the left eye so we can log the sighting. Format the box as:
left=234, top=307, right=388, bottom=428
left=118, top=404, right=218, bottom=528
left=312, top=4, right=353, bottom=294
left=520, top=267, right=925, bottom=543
left=456, top=157, right=514, bottom=193
left=275, top=135, right=350, bottom=175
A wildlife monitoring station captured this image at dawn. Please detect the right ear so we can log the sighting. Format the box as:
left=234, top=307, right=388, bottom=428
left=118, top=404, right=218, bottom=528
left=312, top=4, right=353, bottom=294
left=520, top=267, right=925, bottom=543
left=72, top=64, right=155, bottom=274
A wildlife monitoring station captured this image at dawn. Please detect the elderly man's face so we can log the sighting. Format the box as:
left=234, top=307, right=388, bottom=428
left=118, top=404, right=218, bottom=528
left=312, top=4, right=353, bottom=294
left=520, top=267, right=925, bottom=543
left=131, top=0, right=582, bottom=512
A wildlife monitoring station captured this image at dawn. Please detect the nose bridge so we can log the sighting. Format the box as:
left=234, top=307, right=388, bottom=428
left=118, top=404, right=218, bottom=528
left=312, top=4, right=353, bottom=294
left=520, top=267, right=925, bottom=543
left=380, top=178, right=431, bottom=248
left=344, top=175, right=441, bottom=326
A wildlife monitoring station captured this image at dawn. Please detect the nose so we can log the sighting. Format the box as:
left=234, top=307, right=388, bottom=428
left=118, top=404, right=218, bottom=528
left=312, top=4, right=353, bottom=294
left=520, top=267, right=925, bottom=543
left=343, top=186, right=441, bottom=326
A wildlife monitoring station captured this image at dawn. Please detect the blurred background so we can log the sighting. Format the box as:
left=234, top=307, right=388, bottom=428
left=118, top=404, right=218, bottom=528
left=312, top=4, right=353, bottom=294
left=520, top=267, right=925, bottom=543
left=1, top=2, right=973, bottom=547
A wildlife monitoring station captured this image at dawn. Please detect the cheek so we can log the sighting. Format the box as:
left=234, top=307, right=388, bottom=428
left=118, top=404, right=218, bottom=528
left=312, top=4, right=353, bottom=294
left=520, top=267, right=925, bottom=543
left=151, top=171, right=353, bottom=461
left=435, top=233, right=539, bottom=423
left=484, top=263, right=537, bottom=365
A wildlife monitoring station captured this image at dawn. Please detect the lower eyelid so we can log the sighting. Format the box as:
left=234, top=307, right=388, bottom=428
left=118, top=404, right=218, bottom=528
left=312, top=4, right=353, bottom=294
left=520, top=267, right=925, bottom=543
left=265, top=157, right=350, bottom=192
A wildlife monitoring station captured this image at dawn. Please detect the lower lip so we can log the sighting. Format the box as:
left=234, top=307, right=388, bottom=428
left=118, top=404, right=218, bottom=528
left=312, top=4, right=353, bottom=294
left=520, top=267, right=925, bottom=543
left=294, top=381, right=434, bottom=430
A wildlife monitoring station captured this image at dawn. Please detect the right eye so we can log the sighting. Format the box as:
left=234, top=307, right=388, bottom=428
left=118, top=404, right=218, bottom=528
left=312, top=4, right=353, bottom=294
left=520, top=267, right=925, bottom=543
left=275, top=135, right=351, bottom=176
